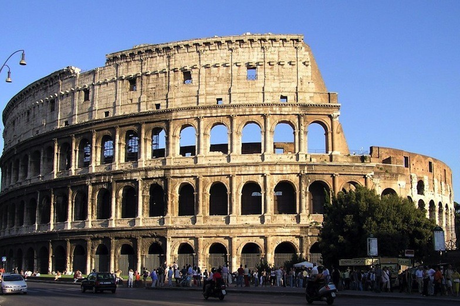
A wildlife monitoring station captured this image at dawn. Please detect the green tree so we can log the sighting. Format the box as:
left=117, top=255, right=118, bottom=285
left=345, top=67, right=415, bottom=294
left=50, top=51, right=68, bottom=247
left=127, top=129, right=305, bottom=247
left=319, top=186, right=436, bottom=267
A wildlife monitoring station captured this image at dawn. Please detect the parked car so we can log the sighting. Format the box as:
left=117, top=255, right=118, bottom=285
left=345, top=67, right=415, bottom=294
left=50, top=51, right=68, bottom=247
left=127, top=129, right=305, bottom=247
left=0, top=273, right=27, bottom=294
left=81, top=272, right=116, bottom=293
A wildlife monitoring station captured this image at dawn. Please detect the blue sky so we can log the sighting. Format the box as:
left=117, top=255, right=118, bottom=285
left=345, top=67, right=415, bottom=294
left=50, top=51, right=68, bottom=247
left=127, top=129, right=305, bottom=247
left=1, top=1, right=459, bottom=202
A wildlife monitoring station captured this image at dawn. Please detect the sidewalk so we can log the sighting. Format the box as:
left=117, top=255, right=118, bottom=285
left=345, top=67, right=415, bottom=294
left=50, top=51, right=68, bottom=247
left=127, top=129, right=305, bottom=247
left=29, top=277, right=460, bottom=302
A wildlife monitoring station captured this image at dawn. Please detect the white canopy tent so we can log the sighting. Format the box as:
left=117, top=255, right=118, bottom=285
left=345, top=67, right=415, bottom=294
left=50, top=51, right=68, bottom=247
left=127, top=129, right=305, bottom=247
left=293, top=261, right=314, bottom=268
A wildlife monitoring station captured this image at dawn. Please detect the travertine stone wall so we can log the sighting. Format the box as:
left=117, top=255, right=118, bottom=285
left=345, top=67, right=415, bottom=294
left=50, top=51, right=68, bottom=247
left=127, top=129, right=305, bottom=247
left=0, top=34, right=454, bottom=275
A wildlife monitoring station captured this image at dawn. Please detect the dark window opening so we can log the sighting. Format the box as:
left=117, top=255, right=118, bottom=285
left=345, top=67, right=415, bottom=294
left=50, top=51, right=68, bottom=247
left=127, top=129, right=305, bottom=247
left=216, top=98, right=223, bottom=105
left=280, top=95, right=288, bottom=102
left=155, top=103, right=161, bottom=109
left=104, top=111, right=109, bottom=117
left=429, top=161, right=433, bottom=173
left=126, top=131, right=139, bottom=162
left=404, top=156, right=409, bottom=168
left=50, top=99, right=55, bottom=112
left=83, top=88, right=90, bottom=101
left=129, top=78, right=137, bottom=91
left=64, top=120, right=69, bottom=126
left=247, top=67, right=257, bottom=80
left=102, top=137, right=114, bottom=164
left=183, top=71, right=192, bottom=84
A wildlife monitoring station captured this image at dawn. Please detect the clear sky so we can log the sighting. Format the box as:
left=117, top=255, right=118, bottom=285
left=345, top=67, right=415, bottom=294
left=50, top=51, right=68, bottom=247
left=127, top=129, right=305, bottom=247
left=1, top=0, right=459, bottom=202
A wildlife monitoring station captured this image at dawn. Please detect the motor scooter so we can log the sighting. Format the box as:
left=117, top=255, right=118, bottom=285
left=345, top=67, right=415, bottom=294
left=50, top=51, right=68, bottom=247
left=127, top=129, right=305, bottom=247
left=305, top=279, right=337, bottom=305
left=203, top=278, right=227, bottom=300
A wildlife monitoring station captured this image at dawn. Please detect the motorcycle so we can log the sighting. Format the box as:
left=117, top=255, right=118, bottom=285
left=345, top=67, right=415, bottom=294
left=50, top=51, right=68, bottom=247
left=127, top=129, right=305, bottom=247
left=203, top=278, right=227, bottom=300
left=305, top=280, right=337, bottom=305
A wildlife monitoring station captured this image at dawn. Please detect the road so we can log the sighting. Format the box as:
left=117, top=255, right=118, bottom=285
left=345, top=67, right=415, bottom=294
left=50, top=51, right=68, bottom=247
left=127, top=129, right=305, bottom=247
left=0, top=281, right=458, bottom=306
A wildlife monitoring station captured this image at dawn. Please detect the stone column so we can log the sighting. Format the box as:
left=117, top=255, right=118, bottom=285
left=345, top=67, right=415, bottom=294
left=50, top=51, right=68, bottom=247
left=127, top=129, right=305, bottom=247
left=195, top=176, right=203, bottom=224
left=330, top=112, right=340, bottom=155
left=91, top=130, right=97, bottom=172
left=109, top=181, right=116, bottom=227
left=66, top=239, right=71, bottom=272
left=263, top=173, right=271, bottom=221
left=70, top=134, right=76, bottom=175
left=136, top=237, right=142, bottom=272
left=114, top=126, right=120, bottom=169
left=137, top=179, right=143, bottom=226
left=297, top=114, right=306, bottom=161
left=49, top=188, right=55, bottom=230
left=110, top=237, right=116, bottom=273
left=48, top=240, right=53, bottom=274
left=86, top=239, right=92, bottom=274
left=139, top=123, right=146, bottom=167
left=229, top=175, right=237, bottom=223
left=86, top=183, right=92, bottom=228
left=66, top=185, right=72, bottom=229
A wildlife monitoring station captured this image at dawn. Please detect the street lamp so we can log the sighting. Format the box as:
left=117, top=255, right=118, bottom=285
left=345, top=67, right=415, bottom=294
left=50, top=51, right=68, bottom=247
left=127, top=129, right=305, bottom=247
left=0, top=50, right=27, bottom=83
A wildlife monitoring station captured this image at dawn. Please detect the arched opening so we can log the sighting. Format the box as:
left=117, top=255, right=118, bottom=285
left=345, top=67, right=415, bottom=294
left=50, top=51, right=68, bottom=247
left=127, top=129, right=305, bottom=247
left=121, top=186, right=137, bottom=218
left=58, top=142, right=71, bottom=171
left=274, top=181, right=296, bottom=214
left=417, top=180, right=425, bottom=195
left=43, top=146, right=53, bottom=174
left=210, top=124, right=228, bottom=154
left=309, top=181, right=329, bottom=214
left=20, top=155, right=28, bottom=180
left=429, top=201, right=436, bottom=220
left=54, top=193, right=68, bottom=223
left=30, top=150, right=41, bottom=176
left=342, top=181, right=358, bottom=193
left=241, top=243, right=261, bottom=270
left=151, top=128, right=166, bottom=158
left=53, top=245, right=66, bottom=273
left=418, top=199, right=426, bottom=212
left=146, top=243, right=165, bottom=271
left=26, top=198, right=37, bottom=225
left=307, top=122, right=327, bottom=154
left=16, top=249, right=23, bottom=272
left=78, top=138, right=91, bottom=168
left=25, top=248, right=34, bottom=272
left=74, top=191, right=88, bottom=221
left=179, top=184, right=195, bottom=216
left=274, top=242, right=297, bottom=268
left=179, top=126, right=196, bottom=157
left=209, top=183, right=228, bottom=215
left=97, top=188, right=111, bottom=219
left=38, top=247, right=49, bottom=274
left=381, top=188, right=397, bottom=197
left=177, top=243, right=195, bottom=269
left=101, top=135, right=114, bottom=164
left=125, top=130, right=139, bottom=162
left=273, top=122, right=295, bottom=154
left=309, top=242, right=322, bottom=263
left=149, top=184, right=165, bottom=217
left=241, top=123, right=261, bottom=154
left=17, top=201, right=24, bottom=226
left=73, top=245, right=86, bottom=273
left=241, top=183, right=262, bottom=215
left=119, top=244, right=135, bottom=274
left=95, top=244, right=109, bottom=272
left=209, top=243, right=227, bottom=269
left=438, top=202, right=443, bottom=226
left=39, top=196, right=51, bottom=224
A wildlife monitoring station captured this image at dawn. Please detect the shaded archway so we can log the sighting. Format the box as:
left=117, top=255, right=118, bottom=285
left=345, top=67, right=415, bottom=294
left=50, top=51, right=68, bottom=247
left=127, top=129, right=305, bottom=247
left=149, top=184, right=165, bottom=217
left=241, top=243, right=261, bottom=270
left=309, top=181, right=329, bottom=214
left=209, top=243, right=228, bottom=269
left=119, top=244, right=135, bottom=274
left=74, top=191, right=88, bottom=221
left=97, top=188, right=111, bottom=219
left=146, top=243, right=165, bottom=271
left=73, top=245, right=86, bottom=273
left=309, top=242, right=322, bottom=264
left=121, top=186, right=137, bottom=218
left=179, top=184, right=195, bottom=216
left=274, top=242, right=297, bottom=268
left=177, top=243, right=195, bottom=269
left=25, top=247, right=34, bottom=272
left=95, top=244, right=109, bottom=272
left=241, top=183, right=262, bottom=215
left=54, top=245, right=66, bottom=273
left=381, top=188, right=396, bottom=197
left=209, top=182, right=228, bottom=215
left=274, top=181, right=296, bottom=214
left=38, top=246, right=49, bottom=274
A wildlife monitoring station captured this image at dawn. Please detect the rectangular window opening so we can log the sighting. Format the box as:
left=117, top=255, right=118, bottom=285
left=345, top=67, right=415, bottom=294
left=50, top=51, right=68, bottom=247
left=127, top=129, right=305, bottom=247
left=429, top=161, right=433, bottom=173
left=183, top=71, right=192, bottom=84
left=64, top=120, right=69, bottom=126
left=129, top=78, right=137, bottom=91
left=104, top=111, right=110, bottom=117
left=404, top=156, right=409, bottom=168
left=50, top=99, right=55, bottom=112
left=155, top=103, right=161, bottom=110
left=83, top=88, right=90, bottom=101
left=280, top=95, right=288, bottom=103
left=247, top=67, right=257, bottom=80
left=275, top=148, right=284, bottom=154
left=216, top=98, right=223, bottom=105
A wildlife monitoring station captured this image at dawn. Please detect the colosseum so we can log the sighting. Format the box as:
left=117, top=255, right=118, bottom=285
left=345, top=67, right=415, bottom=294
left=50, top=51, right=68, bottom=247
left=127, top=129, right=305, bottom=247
left=0, top=33, right=454, bottom=275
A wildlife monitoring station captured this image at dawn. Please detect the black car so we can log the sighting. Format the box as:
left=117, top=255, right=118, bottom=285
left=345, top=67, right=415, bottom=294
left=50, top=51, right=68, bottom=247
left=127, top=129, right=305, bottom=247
left=81, top=272, right=116, bottom=293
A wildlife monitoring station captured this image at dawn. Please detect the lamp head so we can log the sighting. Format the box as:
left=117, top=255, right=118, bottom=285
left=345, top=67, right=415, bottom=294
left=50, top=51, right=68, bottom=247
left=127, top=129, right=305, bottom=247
left=19, top=51, right=26, bottom=66
left=5, top=65, right=12, bottom=83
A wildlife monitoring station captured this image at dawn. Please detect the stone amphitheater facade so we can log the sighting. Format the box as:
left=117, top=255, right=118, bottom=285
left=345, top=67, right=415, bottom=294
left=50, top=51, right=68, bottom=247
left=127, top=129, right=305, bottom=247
left=0, top=34, right=454, bottom=274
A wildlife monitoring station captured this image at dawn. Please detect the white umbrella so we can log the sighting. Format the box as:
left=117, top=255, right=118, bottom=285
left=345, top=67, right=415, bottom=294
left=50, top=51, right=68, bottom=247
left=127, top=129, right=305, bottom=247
left=293, top=261, right=314, bottom=268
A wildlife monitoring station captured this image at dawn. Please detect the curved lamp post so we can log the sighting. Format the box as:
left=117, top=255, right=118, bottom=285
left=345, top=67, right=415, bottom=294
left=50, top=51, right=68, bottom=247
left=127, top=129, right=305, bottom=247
left=0, top=50, right=27, bottom=83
